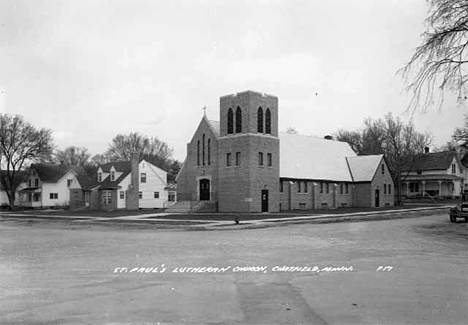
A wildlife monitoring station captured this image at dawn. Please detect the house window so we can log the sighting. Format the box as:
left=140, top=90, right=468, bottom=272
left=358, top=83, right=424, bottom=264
left=202, top=133, right=206, bottom=166
left=110, top=171, right=115, bottom=181
left=139, top=191, right=142, bottom=199
left=340, top=183, right=343, bottom=194
left=98, top=172, right=102, bottom=182
left=304, top=181, right=308, bottom=193
left=235, top=107, right=242, bottom=133
left=265, top=108, right=271, bottom=134
left=257, top=107, right=263, bottom=133
left=258, top=152, right=264, bottom=166
left=49, top=193, right=58, bottom=199
left=33, top=193, right=40, bottom=202
left=67, top=179, right=73, bottom=187
left=409, top=182, right=419, bottom=193
left=452, top=164, right=456, bottom=174
left=326, top=183, right=329, bottom=193
left=168, top=192, right=176, bottom=202
left=154, top=191, right=159, bottom=198
left=28, top=179, right=31, bottom=187
left=320, top=182, right=323, bottom=193
left=120, top=191, right=125, bottom=199
left=208, top=138, right=211, bottom=166
left=384, top=184, right=387, bottom=194
left=227, top=108, right=234, bottom=134
left=417, top=170, right=422, bottom=175
left=226, top=153, right=232, bottom=166
left=102, top=191, right=111, bottom=204
left=34, top=178, right=39, bottom=187
left=382, top=164, right=385, bottom=174
left=280, top=181, right=283, bottom=193
left=267, top=153, right=272, bottom=166
left=197, top=140, right=200, bottom=166
left=141, top=173, right=146, bottom=183
left=345, top=183, right=349, bottom=194
left=297, top=181, right=301, bottom=193
left=236, top=152, right=241, bottom=166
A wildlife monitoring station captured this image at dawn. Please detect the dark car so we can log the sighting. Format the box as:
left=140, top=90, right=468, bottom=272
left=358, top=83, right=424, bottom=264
left=449, top=193, right=468, bottom=223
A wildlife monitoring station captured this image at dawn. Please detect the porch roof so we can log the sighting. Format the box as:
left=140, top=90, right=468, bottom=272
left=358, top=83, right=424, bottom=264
left=19, top=187, right=41, bottom=193
left=403, top=174, right=463, bottom=182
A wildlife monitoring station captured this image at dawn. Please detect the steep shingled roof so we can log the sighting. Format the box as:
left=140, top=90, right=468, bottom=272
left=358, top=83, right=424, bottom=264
left=346, top=154, right=384, bottom=182
left=404, top=151, right=457, bottom=171
left=280, top=133, right=356, bottom=182
left=99, top=161, right=132, bottom=173
left=31, top=164, right=75, bottom=183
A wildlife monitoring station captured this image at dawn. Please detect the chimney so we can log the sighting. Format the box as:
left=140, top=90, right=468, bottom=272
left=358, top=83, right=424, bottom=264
left=324, top=135, right=333, bottom=140
left=424, top=147, right=429, bottom=154
left=126, top=152, right=140, bottom=210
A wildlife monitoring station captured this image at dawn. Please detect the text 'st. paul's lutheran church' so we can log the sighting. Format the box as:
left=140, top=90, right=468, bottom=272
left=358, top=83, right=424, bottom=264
left=175, top=90, right=394, bottom=213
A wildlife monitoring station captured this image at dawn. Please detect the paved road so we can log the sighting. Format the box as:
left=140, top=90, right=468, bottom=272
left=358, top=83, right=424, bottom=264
left=0, top=213, right=466, bottom=325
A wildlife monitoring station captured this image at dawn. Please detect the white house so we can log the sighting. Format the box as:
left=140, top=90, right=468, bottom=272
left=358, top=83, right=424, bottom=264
left=69, top=157, right=175, bottom=211
left=401, top=150, right=465, bottom=198
left=18, top=164, right=82, bottom=208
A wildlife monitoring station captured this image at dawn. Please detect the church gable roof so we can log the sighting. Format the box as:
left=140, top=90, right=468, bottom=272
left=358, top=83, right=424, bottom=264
left=280, top=133, right=356, bottom=182
left=346, top=154, right=384, bottom=182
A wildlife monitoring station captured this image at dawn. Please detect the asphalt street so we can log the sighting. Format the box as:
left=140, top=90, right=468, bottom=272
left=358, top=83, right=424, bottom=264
left=0, top=213, right=467, bottom=325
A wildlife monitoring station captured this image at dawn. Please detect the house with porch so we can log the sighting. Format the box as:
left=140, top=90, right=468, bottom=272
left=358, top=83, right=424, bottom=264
left=401, top=150, right=465, bottom=198
left=18, top=164, right=84, bottom=208
left=69, top=153, right=173, bottom=211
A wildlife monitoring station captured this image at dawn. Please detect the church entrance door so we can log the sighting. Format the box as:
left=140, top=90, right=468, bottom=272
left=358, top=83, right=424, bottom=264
left=261, top=190, right=269, bottom=212
left=199, top=179, right=210, bottom=201
left=375, top=189, right=380, bottom=207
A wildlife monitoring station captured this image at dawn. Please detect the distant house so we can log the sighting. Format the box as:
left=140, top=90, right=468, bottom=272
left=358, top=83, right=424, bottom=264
left=69, top=153, right=174, bottom=211
left=18, top=164, right=84, bottom=208
left=401, top=150, right=465, bottom=198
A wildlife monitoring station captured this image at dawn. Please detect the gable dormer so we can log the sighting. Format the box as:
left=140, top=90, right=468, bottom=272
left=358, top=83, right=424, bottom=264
left=97, top=167, right=104, bottom=182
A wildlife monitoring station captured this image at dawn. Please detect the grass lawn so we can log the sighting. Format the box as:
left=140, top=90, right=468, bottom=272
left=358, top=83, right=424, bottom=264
left=1, top=204, right=450, bottom=222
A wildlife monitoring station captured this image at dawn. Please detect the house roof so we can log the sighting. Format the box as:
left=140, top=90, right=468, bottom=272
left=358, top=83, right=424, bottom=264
left=98, top=171, right=131, bottom=189
left=346, top=155, right=384, bottom=182
left=99, top=161, right=132, bottom=173
left=279, top=133, right=357, bottom=182
left=404, top=151, right=457, bottom=171
left=31, top=164, right=75, bottom=183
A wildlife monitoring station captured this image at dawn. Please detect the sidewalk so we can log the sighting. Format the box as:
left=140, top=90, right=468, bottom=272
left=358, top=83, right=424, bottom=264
left=0, top=206, right=450, bottom=229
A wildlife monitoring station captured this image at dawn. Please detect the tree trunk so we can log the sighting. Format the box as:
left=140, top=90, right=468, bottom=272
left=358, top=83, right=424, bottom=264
left=7, top=189, right=16, bottom=210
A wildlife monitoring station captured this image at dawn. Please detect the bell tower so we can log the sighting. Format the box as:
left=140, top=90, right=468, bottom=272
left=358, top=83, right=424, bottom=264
left=218, top=90, right=280, bottom=213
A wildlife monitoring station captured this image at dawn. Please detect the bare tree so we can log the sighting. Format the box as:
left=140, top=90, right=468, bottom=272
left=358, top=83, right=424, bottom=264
left=335, top=129, right=364, bottom=154
left=380, top=113, right=433, bottom=204
left=106, top=132, right=173, bottom=170
left=0, top=114, right=54, bottom=209
left=54, top=146, right=91, bottom=166
left=452, top=113, right=468, bottom=147
left=399, top=0, right=468, bottom=112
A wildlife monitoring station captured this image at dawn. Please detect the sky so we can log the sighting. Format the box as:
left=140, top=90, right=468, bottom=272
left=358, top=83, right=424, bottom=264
left=0, top=0, right=466, bottom=162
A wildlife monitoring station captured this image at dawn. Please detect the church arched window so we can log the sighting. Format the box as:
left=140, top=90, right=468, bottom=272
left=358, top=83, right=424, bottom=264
left=197, top=140, right=200, bottom=166
left=208, top=138, right=211, bottom=165
left=257, top=107, right=263, bottom=133
left=235, top=107, right=242, bottom=133
left=265, top=108, right=271, bottom=134
left=227, top=108, right=234, bottom=134
left=202, top=134, right=206, bottom=166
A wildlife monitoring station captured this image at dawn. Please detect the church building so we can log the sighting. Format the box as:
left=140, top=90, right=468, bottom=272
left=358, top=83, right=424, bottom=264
left=175, top=90, right=394, bottom=213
